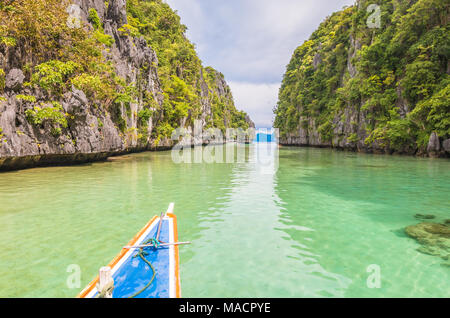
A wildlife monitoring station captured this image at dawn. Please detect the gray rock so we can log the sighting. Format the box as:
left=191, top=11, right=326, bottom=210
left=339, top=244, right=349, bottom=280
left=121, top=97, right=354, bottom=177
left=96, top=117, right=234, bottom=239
left=443, top=139, right=450, bottom=153
left=74, top=0, right=106, bottom=21
left=71, top=86, right=88, bottom=106
left=313, top=53, right=322, bottom=70
left=0, top=0, right=252, bottom=171
left=427, top=132, right=441, bottom=154
left=107, top=0, right=127, bottom=27
left=5, top=69, right=25, bottom=90
left=396, top=86, right=409, bottom=118
left=245, top=115, right=255, bottom=128
left=347, top=35, right=361, bottom=78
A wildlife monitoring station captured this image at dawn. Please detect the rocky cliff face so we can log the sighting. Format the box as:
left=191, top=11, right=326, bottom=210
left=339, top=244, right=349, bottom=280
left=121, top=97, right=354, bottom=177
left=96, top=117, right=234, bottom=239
left=274, top=0, right=449, bottom=158
left=0, top=0, right=253, bottom=170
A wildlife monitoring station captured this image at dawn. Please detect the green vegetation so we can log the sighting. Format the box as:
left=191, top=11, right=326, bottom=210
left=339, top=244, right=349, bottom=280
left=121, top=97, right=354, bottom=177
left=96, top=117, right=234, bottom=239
left=25, top=101, right=68, bottom=136
left=138, top=108, right=152, bottom=125
left=16, top=94, right=37, bottom=103
left=97, top=118, right=104, bottom=129
left=0, top=0, right=248, bottom=145
left=274, top=0, right=450, bottom=153
left=88, top=8, right=102, bottom=30
left=0, top=127, right=6, bottom=144
left=0, top=0, right=135, bottom=122
left=88, top=8, right=114, bottom=47
left=126, top=0, right=249, bottom=138
left=31, top=60, right=80, bottom=95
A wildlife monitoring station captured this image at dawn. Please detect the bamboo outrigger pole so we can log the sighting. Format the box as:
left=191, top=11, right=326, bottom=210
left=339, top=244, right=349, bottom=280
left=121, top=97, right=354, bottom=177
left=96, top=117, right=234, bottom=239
left=156, top=203, right=174, bottom=242
left=124, top=203, right=192, bottom=249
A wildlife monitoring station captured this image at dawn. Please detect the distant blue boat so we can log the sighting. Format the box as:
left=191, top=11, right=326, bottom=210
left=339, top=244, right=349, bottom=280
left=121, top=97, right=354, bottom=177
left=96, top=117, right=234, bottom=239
left=255, top=130, right=276, bottom=143
left=78, top=204, right=183, bottom=298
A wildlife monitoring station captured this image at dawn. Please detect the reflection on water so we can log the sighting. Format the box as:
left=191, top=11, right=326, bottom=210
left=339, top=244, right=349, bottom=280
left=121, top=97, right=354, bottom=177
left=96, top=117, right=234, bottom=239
left=182, top=144, right=351, bottom=297
left=0, top=145, right=448, bottom=297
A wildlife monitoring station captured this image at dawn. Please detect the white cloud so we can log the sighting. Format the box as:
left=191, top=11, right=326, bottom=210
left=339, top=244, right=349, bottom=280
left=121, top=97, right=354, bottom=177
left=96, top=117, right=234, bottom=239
left=228, top=82, right=280, bottom=128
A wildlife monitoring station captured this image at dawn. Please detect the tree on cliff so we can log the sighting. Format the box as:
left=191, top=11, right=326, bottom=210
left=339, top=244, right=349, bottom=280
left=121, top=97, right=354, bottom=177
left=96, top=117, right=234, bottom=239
left=274, top=0, right=449, bottom=156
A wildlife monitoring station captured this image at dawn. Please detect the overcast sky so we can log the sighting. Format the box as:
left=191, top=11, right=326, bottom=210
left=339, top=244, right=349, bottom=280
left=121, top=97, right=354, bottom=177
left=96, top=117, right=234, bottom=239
left=166, top=0, right=355, bottom=128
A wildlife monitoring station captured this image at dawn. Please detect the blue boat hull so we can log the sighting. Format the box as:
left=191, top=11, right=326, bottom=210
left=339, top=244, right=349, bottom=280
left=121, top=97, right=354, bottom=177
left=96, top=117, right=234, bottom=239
left=78, top=213, right=181, bottom=298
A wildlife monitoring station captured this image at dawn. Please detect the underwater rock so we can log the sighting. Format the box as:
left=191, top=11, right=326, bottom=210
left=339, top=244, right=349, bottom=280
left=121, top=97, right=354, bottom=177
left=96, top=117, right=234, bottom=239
left=414, top=214, right=436, bottom=220
left=406, top=222, right=450, bottom=237
left=405, top=222, right=450, bottom=261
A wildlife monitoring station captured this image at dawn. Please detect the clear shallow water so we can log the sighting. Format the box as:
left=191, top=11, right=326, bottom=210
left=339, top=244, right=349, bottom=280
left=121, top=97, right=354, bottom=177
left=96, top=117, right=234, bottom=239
left=0, top=145, right=449, bottom=297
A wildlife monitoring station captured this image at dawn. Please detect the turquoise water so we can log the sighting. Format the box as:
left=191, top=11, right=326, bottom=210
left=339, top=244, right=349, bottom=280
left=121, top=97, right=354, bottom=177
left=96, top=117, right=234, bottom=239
left=0, top=145, right=449, bottom=297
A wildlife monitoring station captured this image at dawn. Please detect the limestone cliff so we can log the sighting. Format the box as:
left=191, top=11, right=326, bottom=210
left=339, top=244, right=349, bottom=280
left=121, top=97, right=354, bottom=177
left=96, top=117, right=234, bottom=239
left=0, top=0, right=253, bottom=170
left=274, top=0, right=449, bottom=157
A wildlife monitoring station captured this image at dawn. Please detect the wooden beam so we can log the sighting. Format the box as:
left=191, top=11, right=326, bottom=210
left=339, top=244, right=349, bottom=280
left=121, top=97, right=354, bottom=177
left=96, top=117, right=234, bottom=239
left=155, top=212, right=164, bottom=242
